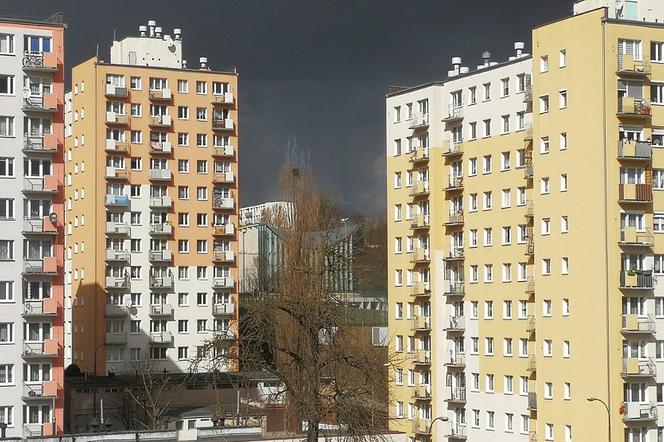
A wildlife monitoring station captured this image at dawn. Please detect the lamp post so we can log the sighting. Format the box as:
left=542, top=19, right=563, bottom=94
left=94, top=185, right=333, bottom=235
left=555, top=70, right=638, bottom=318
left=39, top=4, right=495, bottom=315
left=427, top=416, right=449, bottom=439
left=92, top=342, right=105, bottom=421
left=587, top=397, right=611, bottom=442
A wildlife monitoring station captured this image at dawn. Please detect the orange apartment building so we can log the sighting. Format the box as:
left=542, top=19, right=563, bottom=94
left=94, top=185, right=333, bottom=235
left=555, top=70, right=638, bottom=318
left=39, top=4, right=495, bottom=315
left=64, top=21, right=239, bottom=377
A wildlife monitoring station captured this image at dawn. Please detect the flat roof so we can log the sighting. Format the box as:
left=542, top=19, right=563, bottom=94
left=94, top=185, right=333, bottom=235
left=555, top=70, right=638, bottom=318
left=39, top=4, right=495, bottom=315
left=95, top=57, right=238, bottom=77
left=0, top=12, right=67, bottom=28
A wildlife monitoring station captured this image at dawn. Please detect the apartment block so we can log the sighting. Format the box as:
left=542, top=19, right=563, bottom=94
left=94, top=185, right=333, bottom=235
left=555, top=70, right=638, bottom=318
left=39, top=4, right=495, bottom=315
left=64, top=20, right=239, bottom=376
left=0, top=14, right=66, bottom=439
left=386, top=1, right=664, bottom=441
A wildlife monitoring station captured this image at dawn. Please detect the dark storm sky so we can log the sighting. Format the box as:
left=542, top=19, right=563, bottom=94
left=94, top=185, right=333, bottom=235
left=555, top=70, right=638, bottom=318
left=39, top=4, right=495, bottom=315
left=7, top=0, right=571, bottom=216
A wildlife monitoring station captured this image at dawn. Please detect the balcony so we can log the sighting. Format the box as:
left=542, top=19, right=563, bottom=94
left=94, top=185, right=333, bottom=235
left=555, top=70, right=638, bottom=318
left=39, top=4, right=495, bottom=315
left=523, top=124, right=533, bottom=142
left=23, top=217, right=57, bottom=235
left=149, top=169, right=173, bottom=181
left=526, top=236, right=535, bottom=257
left=444, top=353, right=466, bottom=368
left=150, top=223, right=173, bottom=236
left=412, top=350, right=431, bottom=365
left=148, top=88, right=172, bottom=101
left=213, top=171, right=235, bottom=184
left=23, top=298, right=59, bottom=317
left=148, top=250, right=172, bottom=262
left=412, top=419, right=431, bottom=436
left=23, top=340, right=59, bottom=359
left=410, top=282, right=431, bottom=298
left=409, top=113, right=429, bottom=130
left=620, top=270, right=654, bottom=290
left=410, top=248, right=430, bottom=264
left=621, top=314, right=656, bottom=334
left=408, top=148, right=429, bottom=164
left=213, top=277, right=235, bottom=289
left=212, top=196, right=234, bottom=210
left=444, top=280, right=465, bottom=296
left=105, top=304, right=129, bottom=317
left=212, top=118, right=235, bottom=131
left=410, top=214, right=430, bottom=231
left=623, top=402, right=657, bottom=423
left=23, top=94, right=58, bottom=113
left=412, top=385, right=431, bottom=401
left=447, top=424, right=467, bottom=440
left=618, top=139, right=652, bottom=161
left=212, top=92, right=235, bottom=106
left=443, top=248, right=464, bottom=262
left=106, top=249, right=130, bottom=263
left=523, top=84, right=533, bottom=103
left=619, top=183, right=652, bottom=204
left=106, top=276, right=130, bottom=290
left=105, top=167, right=130, bottom=180
left=445, top=176, right=464, bottom=192
left=528, top=392, right=537, bottom=411
left=105, top=111, right=129, bottom=126
left=526, top=315, right=536, bottom=334
left=22, top=381, right=57, bottom=400
left=442, top=105, right=463, bottom=125
left=213, top=250, right=235, bottom=263
left=23, top=258, right=57, bottom=276
left=150, top=331, right=173, bottom=344
left=23, top=176, right=59, bottom=194
left=524, top=161, right=534, bottom=179
left=617, top=54, right=651, bottom=77
left=213, top=223, right=235, bottom=236
left=149, top=115, right=172, bottom=128
left=150, top=304, right=174, bottom=317
left=105, top=84, right=129, bottom=98
left=24, top=133, right=59, bottom=154
left=617, top=97, right=651, bottom=119
left=106, top=222, right=130, bottom=236
left=212, top=303, right=235, bottom=316
left=22, top=51, right=59, bottom=72
left=525, top=277, right=535, bottom=294
left=149, top=275, right=174, bottom=290
left=442, top=140, right=463, bottom=157
left=105, top=139, right=130, bottom=154
left=527, top=355, right=537, bottom=373
left=105, top=332, right=127, bottom=345
left=409, top=181, right=430, bottom=197
left=149, top=196, right=173, bottom=209
left=619, top=227, right=653, bottom=247
left=149, top=141, right=172, bottom=154
left=105, top=194, right=130, bottom=208
left=622, top=357, right=656, bottom=378
left=444, top=211, right=464, bottom=227
left=525, top=201, right=534, bottom=219
left=411, top=315, right=431, bottom=332
left=212, top=145, right=235, bottom=158
left=24, top=423, right=55, bottom=438
left=444, top=315, right=465, bottom=332
left=446, top=387, right=466, bottom=404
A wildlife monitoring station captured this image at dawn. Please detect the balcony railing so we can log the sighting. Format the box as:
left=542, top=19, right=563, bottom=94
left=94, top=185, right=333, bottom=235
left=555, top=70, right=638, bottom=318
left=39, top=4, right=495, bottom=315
left=410, top=282, right=431, bottom=297
left=444, top=353, right=465, bottom=368
left=528, top=392, right=537, bottom=410
left=213, top=196, right=234, bottom=210
left=149, top=141, right=172, bottom=154
left=149, top=196, right=172, bottom=209
left=213, top=223, right=235, bottom=236
left=409, top=113, right=430, bottom=129
left=105, top=332, right=127, bottom=345
left=212, top=303, right=235, bottom=316
left=445, top=211, right=464, bottom=226
left=105, top=84, right=129, bottom=98
left=23, top=340, right=59, bottom=358
left=621, top=314, right=656, bottom=334
left=150, top=223, right=173, bottom=235
left=149, top=275, right=174, bottom=289
left=149, top=115, right=172, bottom=127
left=523, top=124, right=533, bottom=141
left=622, top=357, right=656, bottom=377
left=412, top=419, right=431, bottom=435
left=212, top=118, right=235, bottom=131
left=23, top=176, right=59, bottom=193
left=106, top=222, right=130, bottom=235
left=105, top=194, right=130, bottom=208
left=23, top=94, right=58, bottom=113
left=413, top=385, right=431, bottom=400
left=618, top=97, right=651, bottom=118
left=618, top=139, right=652, bottom=160
left=105, top=111, right=129, bottom=125
left=411, top=315, right=431, bottom=331
left=23, top=381, right=57, bottom=399
left=443, top=105, right=463, bottom=124
left=447, top=387, right=466, bottom=403
left=105, top=167, right=130, bottom=180
left=213, top=171, right=235, bottom=184
left=443, top=248, right=464, bottom=261
left=524, top=84, right=533, bottom=103
left=24, top=133, right=58, bottom=153
left=410, top=248, right=430, bottom=263
left=149, top=88, right=172, bottom=101
left=620, top=270, right=653, bottom=289
left=526, top=315, right=536, bottom=333
left=105, top=304, right=129, bottom=317
left=443, top=139, right=463, bottom=156
left=213, top=250, right=235, bottom=263
left=105, top=276, right=130, bottom=290
left=106, top=139, right=130, bottom=153
left=22, top=51, right=59, bottom=71
left=448, top=424, right=467, bottom=439
left=445, top=315, right=465, bottom=332
left=446, top=175, right=464, bottom=191
left=619, top=183, right=652, bottom=203
left=105, top=249, right=130, bottom=262
left=409, top=181, right=430, bottom=196
left=149, top=169, right=173, bottom=181
left=213, top=277, right=235, bottom=289
left=213, top=145, right=235, bottom=157
left=23, top=217, right=57, bottom=235
left=149, top=250, right=172, bottom=262
left=617, top=54, right=651, bottom=76
left=619, top=227, right=653, bottom=246
left=412, top=350, right=431, bottom=365
left=150, top=331, right=173, bottom=344
left=150, top=304, right=173, bottom=317
left=444, top=280, right=465, bottom=296
left=525, top=276, right=535, bottom=294
left=23, top=258, right=57, bottom=275
left=23, top=299, right=58, bottom=317
left=623, top=402, right=657, bottom=422
left=212, top=92, right=234, bottom=105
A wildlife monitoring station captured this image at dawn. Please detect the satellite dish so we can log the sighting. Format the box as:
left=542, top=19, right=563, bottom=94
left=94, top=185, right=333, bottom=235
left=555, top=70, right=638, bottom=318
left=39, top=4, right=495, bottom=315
left=23, top=87, right=32, bottom=97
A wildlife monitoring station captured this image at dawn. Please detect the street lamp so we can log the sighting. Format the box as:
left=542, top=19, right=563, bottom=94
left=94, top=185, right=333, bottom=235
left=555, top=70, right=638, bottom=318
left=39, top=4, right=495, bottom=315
left=92, top=343, right=105, bottom=421
left=587, top=397, right=611, bottom=442
left=427, top=416, right=449, bottom=438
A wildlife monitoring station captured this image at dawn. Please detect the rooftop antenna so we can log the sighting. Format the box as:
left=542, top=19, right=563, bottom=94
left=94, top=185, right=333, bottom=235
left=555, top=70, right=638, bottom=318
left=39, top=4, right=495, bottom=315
left=113, top=28, right=116, bottom=42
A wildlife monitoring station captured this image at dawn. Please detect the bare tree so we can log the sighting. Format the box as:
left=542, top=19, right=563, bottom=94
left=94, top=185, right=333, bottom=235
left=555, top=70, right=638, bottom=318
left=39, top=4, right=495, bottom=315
left=201, top=164, right=390, bottom=441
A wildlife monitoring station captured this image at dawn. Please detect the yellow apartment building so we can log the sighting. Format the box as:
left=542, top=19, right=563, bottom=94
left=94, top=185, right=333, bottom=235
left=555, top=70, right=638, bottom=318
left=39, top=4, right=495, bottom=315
left=64, top=20, right=239, bottom=376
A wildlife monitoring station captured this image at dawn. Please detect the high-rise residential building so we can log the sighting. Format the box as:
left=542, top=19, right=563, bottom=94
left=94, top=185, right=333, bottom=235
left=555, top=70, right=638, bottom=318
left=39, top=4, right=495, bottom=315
left=386, top=1, right=664, bottom=441
left=64, top=20, right=239, bottom=377
left=0, top=13, right=66, bottom=439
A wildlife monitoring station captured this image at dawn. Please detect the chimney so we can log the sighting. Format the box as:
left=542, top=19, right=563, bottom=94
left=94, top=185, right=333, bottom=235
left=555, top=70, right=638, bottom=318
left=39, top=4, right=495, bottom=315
left=147, top=20, right=156, bottom=38
left=515, top=42, right=525, bottom=58
left=482, top=51, right=491, bottom=67
left=173, top=28, right=182, bottom=41
left=155, top=26, right=163, bottom=38
left=459, top=66, right=470, bottom=74
left=139, top=25, right=148, bottom=37
left=449, top=57, right=462, bottom=77
left=199, top=57, right=208, bottom=70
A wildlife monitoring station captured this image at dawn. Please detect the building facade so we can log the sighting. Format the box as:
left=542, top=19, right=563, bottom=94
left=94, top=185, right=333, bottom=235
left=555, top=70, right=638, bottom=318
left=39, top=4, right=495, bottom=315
left=386, top=1, right=664, bottom=441
left=64, top=20, right=239, bottom=376
left=0, top=14, right=66, bottom=438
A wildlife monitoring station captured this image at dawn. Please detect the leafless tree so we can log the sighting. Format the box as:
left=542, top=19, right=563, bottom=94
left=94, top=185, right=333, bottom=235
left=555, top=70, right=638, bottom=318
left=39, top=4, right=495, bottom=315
left=200, top=164, right=391, bottom=442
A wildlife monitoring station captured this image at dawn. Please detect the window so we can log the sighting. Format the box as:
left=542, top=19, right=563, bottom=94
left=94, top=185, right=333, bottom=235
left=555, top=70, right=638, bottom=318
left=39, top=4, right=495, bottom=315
left=178, top=132, right=189, bottom=146
left=0, top=117, right=13, bottom=137
left=540, top=136, right=550, bottom=154
left=0, top=199, right=13, bottom=220
left=469, top=193, right=478, bottom=211
left=483, top=155, right=492, bottom=173
left=545, top=423, right=554, bottom=441
left=561, top=216, right=569, bottom=233
left=178, top=106, right=189, bottom=120
left=0, top=241, right=13, bottom=260
left=505, top=375, right=514, bottom=393
left=469, top=86, right=477, bottom=104
left=501, top=78, right=510, bottom=96
left=541, top=177, right=550, bottom=194
left=542, top=259, right=551, bottom=275
left=469, top=122, right=477, bottom=140
left=484, top=191, right=492, bottom=210
left=540, top=95, right=549, bottom=113
left=501, top=152, right=510, bottom=171
left=562, top=257, right=569, bottom=274
left=0, top=281, right=13, bottom=301
left=652, top=42, right=664, bottom=62
left=469, top=158, right=477, bottom=176
left=196, top=81, right=207, bottom=94
left=0, top=365, right=12, bottom=384
left=130, top=77, right=141, bottom=90
left=541, top=218, right=551, bottom=235
left=502, top=115, right=510, bottom=133
left=502, top=189, right=511, bottom=208
left=0, top=76, right=14, bottom=95
left=544, top=382, right=553, bottom=399
left=486, top=374, right=495, bottom=391
left=177, top=80, right=188, bottom=93
left=504, top=338, right=513, bottom=356
left=559, top=49, right=567, bottom=67
left=540, top=55, right=549, bottom=73
left=560, top=132, right=568, bottom=150
left=0, top=34, right=14, bottom=55
left=483, top=119, right=491, bottom=137
left=485, top=338, right=494, bottom=356
left=483, top=83, right=491, bottom=101
left=0, top=323, right=13, bottom=342
left=559, top=90, right=568, bottom=108
left=563, top=340, right=570, bottom=358
left=484, top=228, right=493, bottom=246
left=562, top=299, right=570, bottom=316
left=485, top=301, right=494, bottom=319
